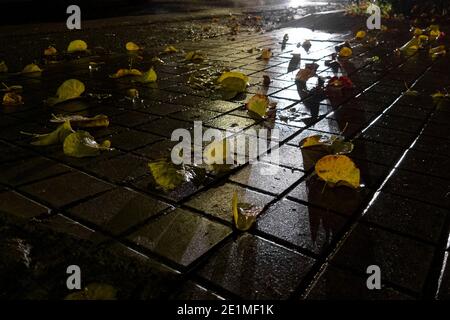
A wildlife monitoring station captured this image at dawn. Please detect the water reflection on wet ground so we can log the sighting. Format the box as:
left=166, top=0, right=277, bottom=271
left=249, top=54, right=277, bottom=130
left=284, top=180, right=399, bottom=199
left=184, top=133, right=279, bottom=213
left=1, top=10, right=450, bottom=300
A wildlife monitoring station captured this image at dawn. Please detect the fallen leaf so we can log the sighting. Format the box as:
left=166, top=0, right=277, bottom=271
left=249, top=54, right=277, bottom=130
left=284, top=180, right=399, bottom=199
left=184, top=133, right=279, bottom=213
left=0, top=61, right=8, bottom=73
left=126, top=41, right=141, bottom=51
left=63, top=131, right=111, bottom=158
left=185, top=51, right=206, bottom=63
left=246, top=94, right=269, bottom=118
left=126, top=88, right=139, bottom=98
left=217, top=71, right=249, bottom=98
left=139, top=67, right=157, bottom=83
left=46, top=79, right=85, bottom=106
left=429, top=45, right=446, bottom=59
left=147, top=159, right=206, bottom=192
left=263, top=75, right=271, bottom=86
left=110, top=68, right=143, bottom=79
left=339, top=46, right=353, bottom=58
left=44, top=46, right=58, bottom=56
left=315, top=155, right=360, bottom=188
left=65, top=283, right=117, bottom=300
left=232, top=191, right=261, bottom=231
left=24, top=121, right=74, bottom=146
left=67, top=39, right=88, bottom=53
left=2, top=92, right=23, bottom=106
left=355, top=30, right=366, bottom=40
left=260, top=48, right=272, bottom=60
left=296, top=68, right=316, bottom=82
left=50, top=114, right=109, bottom=128
left=301, top=134, right=354, bottom=154
left=164, top=45, right=178, bottom=53
left=302, top=40, right=312, bottom=51
left=151, top=57, right=165, bottom=64
left=21, top=63, right=43, bottom=74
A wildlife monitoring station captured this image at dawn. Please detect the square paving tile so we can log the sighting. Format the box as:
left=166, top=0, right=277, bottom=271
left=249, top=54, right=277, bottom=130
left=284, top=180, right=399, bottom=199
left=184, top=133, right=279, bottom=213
left=229, top=162, right=304, bottom=195
left=196, top=233, right=315, bottom=299
left=137, top=117, right=192, bottom=138
left=362, top=192, right=448, bottom=243
left=331, top=223, right=435, bottom=293
left=260, top=144, right=325, bottom=171
left=38, top=214, right=107, bottom=245
left=0, top=191, right=50, bottom=221
left=383, top=169, right=450, bottom=209
left=361, top=126, right=416, bottom=148
left=84, top=153, right=149, bottom=184
left=351, top=139, right=405, bottom=167
left=287, top=176, right=372, bottom=216
left=110, top=128, right=163, bottom=151
left=0, top=157, right=71, bottom=187
left=185, top=182, right=274, bottom=223
left=257, top=199, right=347, bottom=255
left=304, top=264, right=413, bottom=300
left=68, top=187, right=171, bottom=235
left=128, top=208, right=231, bottom=267
left=398, top=149, right=450, bottom=180
left=19, top=171, right=113, bottom=208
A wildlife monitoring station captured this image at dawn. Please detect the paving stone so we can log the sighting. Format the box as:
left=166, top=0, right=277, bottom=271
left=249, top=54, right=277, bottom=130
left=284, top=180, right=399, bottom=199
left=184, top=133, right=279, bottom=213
left=260, top=144, right=325, bottom=171
left=37, top=214, right=107, bottom=245
left=361, top=126, right=416, bottom=148
left=169, top=281, right=224, bottom=300
left=0, top=157, right=71, bottom=187
left=197, top=233, right=315, bottom=299
left=331, top=223, right=435, bottom=293
left=110, top=128, right=163, bottom=151
left=413, top=134, right=450, bottom=156
left=128, top=208, right=231, bottom=267
left=305, top=264, right=413, bottom=300
left=287, top=176, right=372, bottom=216
left=84, top=153, right=149, bottom=183
left=308, top=118, right=362, bottom=138
left=205, top=114, right=258, bottom=133
left=362, top=192, right=448, bottom=243
left=386, top=103, right=432, bottom=120
left=399, top=149, right=450, bottom=180
left=437, top=254, right=450, bottom=300
left=185, top=182, right=274, bottom=223
left=68, top=187, right=170, bottom=235
left=0, top=191, right=50, bottom=221
left=137, top=117, right=192, bottom=138
left=421, top=123, right=450, bottom=141
left=19, top=171, right=113, bottom=208
left=351, top=139, right=405, bottom=167
left=133, top=139, right=179, bottom=160
left=110, top=111, right=159, bottom=127
left=373, top=114, right=424, bottom=134
left=383, top=169, right=450, bottom=209
left=257, top=199, right=346, bottom=255
left=229, top=162, right=303, bottom=195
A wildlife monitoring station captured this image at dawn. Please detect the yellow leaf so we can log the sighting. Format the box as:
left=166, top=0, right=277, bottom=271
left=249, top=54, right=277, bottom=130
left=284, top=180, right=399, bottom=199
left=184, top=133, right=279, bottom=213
left=126, top=88, right=139, bottom=98
left=232, top=191, right=260, bottom=231
left=56, top=79, right=85, bottom=101
left=246, top=94, right=269, bottom=118
left=21, top=63, right=43, bottom=74
left=164, top=45, right=178, bottom=53
left=261, top=48, right=272, bottom=60
left=140, top=67, right=157, bottom=83
left=67, top=39, right=88, bottom=53
left=355, top=30, right=366, bottom=40
left=44, top=46, right=58, bottom=56
left=413, top=28, right=423, bottom=36
left=185, top=51, right=206, bottom=63
left=50, top=114, right=109, bottom=128
left=2, top=92, right=23, bottom=106
left=339, top=47, right=353, bottom=58
left=315, top=155, right=360, bottom=188
left=110, top=68, right=143, bottom=79
left=126, top=41, right=141, bottom=51
left=0, top=61, right=8, bottom=73
left=217, top=71, right=249, bottom=93
left=301, top=135, right=327, bottom=148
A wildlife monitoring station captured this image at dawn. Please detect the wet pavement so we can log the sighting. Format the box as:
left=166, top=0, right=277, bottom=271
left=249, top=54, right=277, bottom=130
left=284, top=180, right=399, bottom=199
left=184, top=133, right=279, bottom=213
left=1, top=8, right=450, bottom=300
